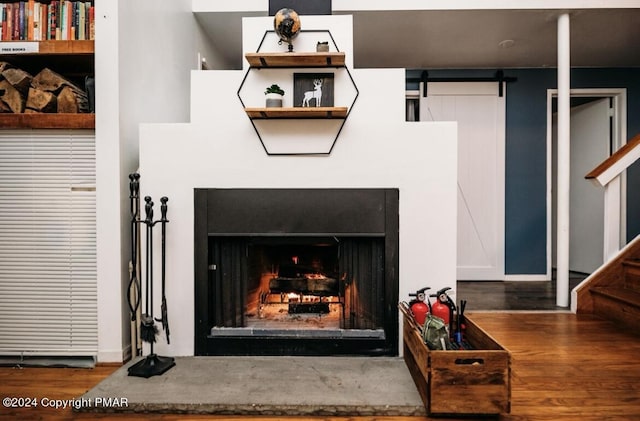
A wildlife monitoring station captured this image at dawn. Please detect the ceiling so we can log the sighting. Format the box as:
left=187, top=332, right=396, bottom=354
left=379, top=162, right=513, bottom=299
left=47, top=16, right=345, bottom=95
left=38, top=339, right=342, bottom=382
left=195, top=8, right=640, bottom=70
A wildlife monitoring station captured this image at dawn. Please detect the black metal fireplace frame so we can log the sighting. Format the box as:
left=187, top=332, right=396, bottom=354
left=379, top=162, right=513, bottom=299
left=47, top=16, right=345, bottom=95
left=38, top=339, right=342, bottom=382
left=194, top=188, right=399, bottom=356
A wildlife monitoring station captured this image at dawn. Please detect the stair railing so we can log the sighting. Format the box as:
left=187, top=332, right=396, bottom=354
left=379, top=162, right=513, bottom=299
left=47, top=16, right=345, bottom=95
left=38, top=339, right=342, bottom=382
left=585, top=133, right=640, bottom=260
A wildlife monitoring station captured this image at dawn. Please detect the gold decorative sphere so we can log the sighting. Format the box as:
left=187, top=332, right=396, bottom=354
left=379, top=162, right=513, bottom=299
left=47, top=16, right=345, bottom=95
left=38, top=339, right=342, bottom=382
left=274, top=8, right=301, bottom=51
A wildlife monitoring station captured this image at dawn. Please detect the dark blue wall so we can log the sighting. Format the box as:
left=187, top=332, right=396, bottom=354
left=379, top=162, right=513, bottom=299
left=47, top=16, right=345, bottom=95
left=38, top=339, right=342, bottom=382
left=407, top=68, right=640, bottom=275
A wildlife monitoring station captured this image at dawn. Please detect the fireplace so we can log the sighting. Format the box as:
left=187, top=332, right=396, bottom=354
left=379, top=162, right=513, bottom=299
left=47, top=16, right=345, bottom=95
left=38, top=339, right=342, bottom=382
left=194, top=188, right=399, bottom=356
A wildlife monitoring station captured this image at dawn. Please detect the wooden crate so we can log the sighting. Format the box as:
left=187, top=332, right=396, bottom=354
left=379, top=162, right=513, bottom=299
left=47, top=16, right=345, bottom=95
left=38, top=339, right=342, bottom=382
left=400, top=304, right=511, bottom=415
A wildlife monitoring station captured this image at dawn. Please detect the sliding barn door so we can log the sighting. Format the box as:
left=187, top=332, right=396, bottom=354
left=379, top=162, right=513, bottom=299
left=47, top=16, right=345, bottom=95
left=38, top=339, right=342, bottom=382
left=421, top=82, right=506, bottom=280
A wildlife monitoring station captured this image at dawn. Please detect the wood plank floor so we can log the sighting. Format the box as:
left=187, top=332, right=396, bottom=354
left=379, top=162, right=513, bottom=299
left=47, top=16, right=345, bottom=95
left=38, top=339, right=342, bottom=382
left=0, top=312, right=639, bottom=420
left=457, top=273, right=586, bottom=311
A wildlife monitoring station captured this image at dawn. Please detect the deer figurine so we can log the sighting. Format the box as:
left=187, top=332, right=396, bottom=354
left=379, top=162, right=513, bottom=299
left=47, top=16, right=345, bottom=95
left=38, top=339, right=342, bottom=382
left=302, top=79, right=323, bottom=107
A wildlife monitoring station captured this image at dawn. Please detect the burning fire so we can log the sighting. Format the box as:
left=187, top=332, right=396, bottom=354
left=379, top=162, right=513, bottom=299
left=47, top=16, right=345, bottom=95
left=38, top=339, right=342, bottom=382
left=304, top=273, right=327, bottom=280
left=286, top=292, right=325, bottom=303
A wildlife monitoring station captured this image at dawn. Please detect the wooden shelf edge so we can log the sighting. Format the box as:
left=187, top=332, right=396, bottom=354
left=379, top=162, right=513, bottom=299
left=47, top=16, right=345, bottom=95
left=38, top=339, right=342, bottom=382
left=245, top=106, right=348, bottom=119
left=245, top=52, right=346, bottom=68
left=0, top=40, right=94, bottom=55
left=0, top=113, right=95, bottom=129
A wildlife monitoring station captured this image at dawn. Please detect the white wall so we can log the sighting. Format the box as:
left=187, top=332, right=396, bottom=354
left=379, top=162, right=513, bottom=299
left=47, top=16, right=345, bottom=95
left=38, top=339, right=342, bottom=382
left=95, top=0, right=203, bottom=362
left=138, top=16, right=457, bottom=356
left=95, top=0, right=124, bottom=363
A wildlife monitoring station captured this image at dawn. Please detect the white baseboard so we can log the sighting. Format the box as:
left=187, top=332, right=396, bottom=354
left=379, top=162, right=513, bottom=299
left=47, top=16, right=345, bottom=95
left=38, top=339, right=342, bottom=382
left=97, top=345, right=130, bottom=363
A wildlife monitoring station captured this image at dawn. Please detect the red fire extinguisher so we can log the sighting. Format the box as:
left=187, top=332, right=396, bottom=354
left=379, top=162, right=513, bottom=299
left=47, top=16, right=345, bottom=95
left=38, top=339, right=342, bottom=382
left=408, top=287, right=430, bottom=325
left=430, top=287, right=456, bottom=335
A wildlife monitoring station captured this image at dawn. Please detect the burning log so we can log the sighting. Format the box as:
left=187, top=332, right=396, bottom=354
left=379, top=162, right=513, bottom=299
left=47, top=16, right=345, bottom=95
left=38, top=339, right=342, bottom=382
left=288, top=302, right=330, bottom=314
left=269, top=262, right=339, bottom=296
left=269, top=275, right=338, bottom=296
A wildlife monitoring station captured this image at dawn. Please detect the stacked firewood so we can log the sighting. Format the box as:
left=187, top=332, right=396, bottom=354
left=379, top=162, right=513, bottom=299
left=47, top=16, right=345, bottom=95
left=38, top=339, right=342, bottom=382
left=0, top=62, right=89, bottom=113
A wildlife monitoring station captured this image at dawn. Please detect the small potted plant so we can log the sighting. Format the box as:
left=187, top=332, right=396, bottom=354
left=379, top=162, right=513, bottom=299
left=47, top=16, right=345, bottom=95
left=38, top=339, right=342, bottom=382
left=265, top=84, right=285, bottom=107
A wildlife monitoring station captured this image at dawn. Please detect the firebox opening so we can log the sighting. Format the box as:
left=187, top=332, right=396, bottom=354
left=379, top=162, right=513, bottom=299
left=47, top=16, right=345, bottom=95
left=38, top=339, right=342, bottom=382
left=209, top=235, right=387, bottom=337
left=246, top=238, right=342, bottom=331
left=195, top=188, right=399, bottom=356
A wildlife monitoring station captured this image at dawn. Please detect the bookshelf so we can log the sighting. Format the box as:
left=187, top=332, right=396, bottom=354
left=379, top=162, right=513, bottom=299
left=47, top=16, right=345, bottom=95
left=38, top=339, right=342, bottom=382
left=0, top=1, right=95, bottom=129
left=0, top=1, right=95, bottom=42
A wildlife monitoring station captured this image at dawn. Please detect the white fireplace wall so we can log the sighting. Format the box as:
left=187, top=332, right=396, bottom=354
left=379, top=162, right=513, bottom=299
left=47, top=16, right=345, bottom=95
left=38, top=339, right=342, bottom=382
left=138, top=15, right=457, bottom=356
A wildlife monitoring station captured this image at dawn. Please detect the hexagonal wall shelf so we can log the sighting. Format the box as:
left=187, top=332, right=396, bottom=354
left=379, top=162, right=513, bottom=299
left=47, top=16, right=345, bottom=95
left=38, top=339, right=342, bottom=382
left=237, top=30, right=358, bottom=155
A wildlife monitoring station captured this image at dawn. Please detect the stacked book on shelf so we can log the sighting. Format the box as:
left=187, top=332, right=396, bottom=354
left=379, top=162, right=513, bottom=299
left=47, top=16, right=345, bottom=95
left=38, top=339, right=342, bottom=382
left=0, top=1, right=94, bottom=42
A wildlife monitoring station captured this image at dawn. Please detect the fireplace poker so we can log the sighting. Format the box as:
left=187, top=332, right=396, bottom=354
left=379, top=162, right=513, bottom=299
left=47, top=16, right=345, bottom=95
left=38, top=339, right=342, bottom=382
left=127, top=173, right=142, bottom=356
left=140, top=196, right=159, bottom=345
left=154, top=196, right=170, bottom=344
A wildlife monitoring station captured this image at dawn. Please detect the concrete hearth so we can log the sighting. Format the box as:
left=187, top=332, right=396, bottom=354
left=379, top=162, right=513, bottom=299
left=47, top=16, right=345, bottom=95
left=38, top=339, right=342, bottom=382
left=78, top=356, right=426, bottom=416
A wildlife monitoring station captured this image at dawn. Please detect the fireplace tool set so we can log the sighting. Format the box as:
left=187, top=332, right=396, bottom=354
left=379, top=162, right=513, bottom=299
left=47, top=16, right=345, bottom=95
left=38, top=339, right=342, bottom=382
left=126, top=172, right=175, bottom=378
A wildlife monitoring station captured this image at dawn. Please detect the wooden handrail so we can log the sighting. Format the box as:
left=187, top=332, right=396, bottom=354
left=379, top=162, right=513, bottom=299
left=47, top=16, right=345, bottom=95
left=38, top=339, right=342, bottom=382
left=586, top=133, right=640, bottom=186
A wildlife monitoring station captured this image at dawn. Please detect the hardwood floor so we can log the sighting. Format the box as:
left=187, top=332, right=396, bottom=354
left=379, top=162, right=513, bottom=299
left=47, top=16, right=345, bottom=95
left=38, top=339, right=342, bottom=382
left=1, top=312, right=639, bottom=420
left=457, top=273, right=586, bottom=311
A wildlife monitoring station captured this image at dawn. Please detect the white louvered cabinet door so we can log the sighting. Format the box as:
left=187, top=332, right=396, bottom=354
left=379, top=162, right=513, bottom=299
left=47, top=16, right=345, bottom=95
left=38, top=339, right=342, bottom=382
left=0, top=130, right=97, bottom=357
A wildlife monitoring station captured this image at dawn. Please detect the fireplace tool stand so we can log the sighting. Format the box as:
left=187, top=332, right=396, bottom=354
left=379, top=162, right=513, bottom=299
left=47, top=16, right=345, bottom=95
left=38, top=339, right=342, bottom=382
left=128, top=176, right=175, bottom=378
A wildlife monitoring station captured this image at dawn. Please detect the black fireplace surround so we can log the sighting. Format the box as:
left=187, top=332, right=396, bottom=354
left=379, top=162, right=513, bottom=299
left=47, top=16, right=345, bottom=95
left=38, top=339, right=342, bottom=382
left=194, top=188, right=399, bottom=356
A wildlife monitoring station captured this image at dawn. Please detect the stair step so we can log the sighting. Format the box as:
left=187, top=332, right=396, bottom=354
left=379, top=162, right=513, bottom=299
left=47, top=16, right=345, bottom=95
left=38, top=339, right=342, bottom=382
left=622, top=259, right=640, bottom=291
left=622, top=258, right=640, bottom=268
left=591, top=286, right=640, bottom=306
left=590, top=287, right=640, bottom=332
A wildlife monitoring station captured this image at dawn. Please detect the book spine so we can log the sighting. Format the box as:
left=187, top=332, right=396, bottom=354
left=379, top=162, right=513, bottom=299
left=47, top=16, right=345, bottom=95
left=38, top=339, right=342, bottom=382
left=56, top=0, right=61, bottom=40
left=78, top=2, right=84, bottom=40
left=27, top=0, right=33, bottom=40
left=69, top=1, right=74, bottom=40
left=73, top=1, right=78, bottom=40
left=52, top=1, right=59, bottom=40
left=40, top=2, right=46, bottom=41
left=66, top=0, right=71, bottom=41
left=17, top=2, right=21, bottom=40
left=13, top=3, right=20, bottom=40
left=85, top=1, right=90, bottom=40
left=62, top=1, right=66, bottom=40
left=18, top=2, right=24, bottom=40
left=31, top=1, right=37, bottom=40
left=0, top=5, right=4, bottom=42
left=88, top=4, right=93, bottom=40
left=61, top=0, right=67, bottom=40
left=6, top=3, right=11, bottom=41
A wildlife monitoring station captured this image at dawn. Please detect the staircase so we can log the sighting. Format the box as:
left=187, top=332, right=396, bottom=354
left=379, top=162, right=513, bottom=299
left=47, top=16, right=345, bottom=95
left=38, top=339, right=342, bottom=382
left=574, top=235, right=640, bottom=332
left=573, top=133, right=640, bottom=332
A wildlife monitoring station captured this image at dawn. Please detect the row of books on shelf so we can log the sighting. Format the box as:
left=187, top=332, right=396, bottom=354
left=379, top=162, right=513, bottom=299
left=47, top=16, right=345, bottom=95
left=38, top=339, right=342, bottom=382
left=0, top=1, right=94, bottom=42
